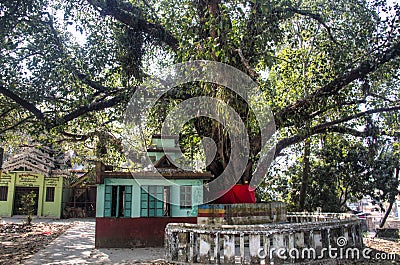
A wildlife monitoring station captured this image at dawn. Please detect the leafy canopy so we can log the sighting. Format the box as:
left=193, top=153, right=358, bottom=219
left=0, top=0, right=399, bottom=194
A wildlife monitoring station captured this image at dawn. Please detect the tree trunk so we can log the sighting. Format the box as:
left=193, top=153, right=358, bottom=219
left=0, top=146, right=3, bottom=169
left=378, top=199, right=395, bottom=229
left=299, top=138, right=311, bottom=211
left=378, top=167, right=400, bottom=229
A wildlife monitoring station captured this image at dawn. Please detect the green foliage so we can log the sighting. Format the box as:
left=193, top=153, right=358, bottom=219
left=19, top=191, right=37, bottom=225
left=0, top=0, right=400, bottom=208
left=265, top=133, right=400, bottom=212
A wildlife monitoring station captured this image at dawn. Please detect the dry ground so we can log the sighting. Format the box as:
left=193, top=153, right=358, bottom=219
left=0, top=221, right=399, bottom=264
left=0, top=222, right=71, bottom=265
left=360, top=237, right=400, bottom=264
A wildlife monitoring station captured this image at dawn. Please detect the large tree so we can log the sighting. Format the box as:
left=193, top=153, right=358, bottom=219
left=1, top=0, right=400, bottom=189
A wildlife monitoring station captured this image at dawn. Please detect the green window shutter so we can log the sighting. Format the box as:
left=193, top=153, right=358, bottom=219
left=149, top=209, right=155, bottom=217
left=104, top=185, right=112, bottom=217
left=116, top=186, right=120, bottom=217
left=156, top=199, right=164, bottom=217
left=124, top=186, right=132, bottom=217
left=140, top=185, right=166, bottom=217
left=148, top=187, right=155, bottom=216
left=155, top=186, right=164, bottom=217
left=149, top=194, right=155, bottom=217
left=140, top=186, right=148, bottom=217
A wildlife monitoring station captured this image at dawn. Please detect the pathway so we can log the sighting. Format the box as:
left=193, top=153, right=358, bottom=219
left=24, top=220, right=165, bottom=264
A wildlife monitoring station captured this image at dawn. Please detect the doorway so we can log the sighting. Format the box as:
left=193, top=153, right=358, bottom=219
left=13, top=187, right=39, bottom=215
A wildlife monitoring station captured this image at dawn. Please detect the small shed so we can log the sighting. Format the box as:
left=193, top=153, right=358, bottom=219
left=62, top=169, right=97, bottom=218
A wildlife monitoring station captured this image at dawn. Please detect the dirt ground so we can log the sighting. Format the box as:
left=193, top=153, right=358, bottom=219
left=0, top=221, right=399, bottom=264
left=361, top=237, right=400, bottom=264
left=0, top=222, right=71, bottom=265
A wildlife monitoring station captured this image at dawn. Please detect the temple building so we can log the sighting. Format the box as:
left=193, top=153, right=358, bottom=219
left=0, top=146, right=70, bottom=218
left=95, top=135, right=213, bottom=247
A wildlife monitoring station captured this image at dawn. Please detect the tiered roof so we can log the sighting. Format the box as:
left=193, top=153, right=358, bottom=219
left=2, top=146, right=70, bottom=177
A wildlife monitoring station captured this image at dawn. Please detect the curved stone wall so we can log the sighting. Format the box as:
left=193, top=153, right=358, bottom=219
left=165, top=213, right=362, bottom=264
left=198, top=203, right=287, bottom=225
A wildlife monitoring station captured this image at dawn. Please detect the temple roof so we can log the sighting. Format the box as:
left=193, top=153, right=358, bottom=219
left=2, top=146, right=70, bottom=177
left=154, top=154, right=178, bottom=169
left=95, top=157, right=212, bottom=184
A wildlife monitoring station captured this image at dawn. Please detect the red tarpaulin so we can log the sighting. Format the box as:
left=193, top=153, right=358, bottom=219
left=213, top=184, right=256, bottom=204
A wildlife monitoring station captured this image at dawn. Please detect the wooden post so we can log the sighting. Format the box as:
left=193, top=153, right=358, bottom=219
left=189, top=232, right=195, bottom=262
left=263, top=234, right=271, bottom=264
left=95, top=161, right=106, bottom=184
left=288, top=232, right=295, bottom=263
left=178, top=232, right=188, bottom=263
left=0, top=147, right=3, bottom=166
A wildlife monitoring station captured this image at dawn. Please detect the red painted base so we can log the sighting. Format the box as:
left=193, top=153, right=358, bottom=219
left=95, top=217, right=197, bottom=248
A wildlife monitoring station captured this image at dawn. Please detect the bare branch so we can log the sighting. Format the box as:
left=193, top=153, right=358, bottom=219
left=0, top=107, right=16, bottom=118
left=369, top=92, right=398, bottom=103
left=313, top=105, right=400, bottom=131
left=308, top=98, right=367, bottom=121
left=50, top=92, right=130, bottom=128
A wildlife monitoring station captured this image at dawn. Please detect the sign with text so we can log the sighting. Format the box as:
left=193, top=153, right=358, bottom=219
left=16, top=173, right=40, bottom=187
left=45, top=177, right=60, bottom=187
left=0, top=174, right=12, bottom=185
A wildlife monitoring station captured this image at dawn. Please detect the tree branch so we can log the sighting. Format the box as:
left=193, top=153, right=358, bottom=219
left=0, top=116, right=35, bottom=135
left=370, top=92, right=398, bottom=103
left=0, top=107, right=16, bottom=118
left=275, top=41, right=400, bottom=128
left=73, top=71, right=119, bottom=96
left=87, top=0, right=178, bottom=50
left=50, top=92, right=129, bottom=128
left=0, top=85, right=45, bottom=121
left=306, top=98, right=367, bottom=123
left=235, top=48, right=260, bottom=79
left=282, top=7, right=337, bottom=44
left=313, top=105, right=400, bottom=131
left=275, top=105, right=400, bottom=156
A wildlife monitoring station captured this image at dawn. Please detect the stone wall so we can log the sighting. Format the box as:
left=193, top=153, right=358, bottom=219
left=198, top=202, right=287, bottom=225
left=166, top=213, right=362, bottom=264
left=286, top=212, right=356, bottom=223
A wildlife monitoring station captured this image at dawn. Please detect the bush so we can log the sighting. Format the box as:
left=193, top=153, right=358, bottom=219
left=19, top=191, right=37, bottom=225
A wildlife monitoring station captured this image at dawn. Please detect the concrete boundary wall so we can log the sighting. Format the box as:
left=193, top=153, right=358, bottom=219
left=165, top=213, right=362, bottom=264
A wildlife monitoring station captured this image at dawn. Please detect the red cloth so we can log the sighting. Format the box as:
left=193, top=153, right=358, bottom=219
left=213, top=184, right=256, bottom=204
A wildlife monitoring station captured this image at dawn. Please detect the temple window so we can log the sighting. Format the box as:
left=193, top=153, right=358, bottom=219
left=104, top=185, right=132, bottom=217
left=140, top=185, right=170, bottom=217
left=45, top=187, right=55, bottom=202
left=180, top=186, right=192, bottom=209
left=0, top=186, right=8, bottom=201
